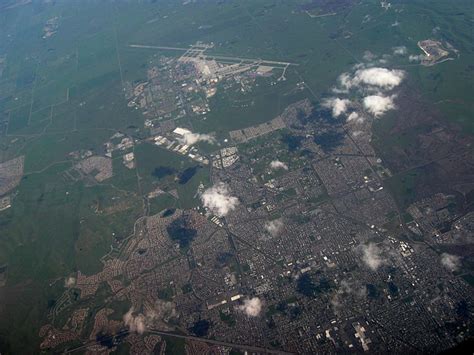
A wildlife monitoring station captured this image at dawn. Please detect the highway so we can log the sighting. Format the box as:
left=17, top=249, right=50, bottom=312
left=63, top=328, right=295, bottom=354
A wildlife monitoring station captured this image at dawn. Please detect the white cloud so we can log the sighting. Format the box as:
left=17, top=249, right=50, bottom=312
left=353, top=67, right=405, bottom=90
left=322, top=97, right=352, bottom=118
left=331, top=280, right=367, bottom=311
left=269, top=160, right=288, bottom=171
left=347, top=111, right=365, bottom=123
left=409, top=54, right=425, bottom=62
left=238, top=297, right=262, bottom=317
left=353, top=63, right=366, bottom=70
left=363, top=95, right=396, bottom=117
left=335, top=67, right=405, bottom=92
left=65, top=276, right=76, bottom=288
left=337, top=72, right=352, bottom=92
left=331, top=63, right=405, bottom=121
left=352, top=130, right=364, bottom=137
left=441, top=253, right=461, bottom=272
left=340, top=280, right=366, bottom=297
left=347, top=111, right=359, bottom=121
left=123, top=301, right=176, bottom=334
left=265, top=219, right=284, bottom=236
left=124, top=308, right=146, bottom=334
left=201, top=182, right=238, bottom=217
left=392, top=46, right=407, bottom=56
left=176, top=128, right=215, bottom=146
left=360, top=243, right=385, bottom=271
left=146, top=300, right=177, bottom=325
left=363, top=51, right=377, bottom=62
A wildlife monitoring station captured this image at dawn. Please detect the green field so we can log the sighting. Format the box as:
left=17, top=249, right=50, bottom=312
left=0, top=0, right=472, bottom=353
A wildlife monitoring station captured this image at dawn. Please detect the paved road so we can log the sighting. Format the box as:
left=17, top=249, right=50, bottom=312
left=148, top=328, right=295, bottom=354
left=63, top=328, right=294, bottom=354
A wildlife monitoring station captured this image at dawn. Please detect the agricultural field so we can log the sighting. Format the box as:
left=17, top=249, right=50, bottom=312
left=0, top=0, right=472, bottom=354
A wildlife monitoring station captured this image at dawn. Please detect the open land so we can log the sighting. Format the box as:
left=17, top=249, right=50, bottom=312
left=0, top=0, right=473, bottom=354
